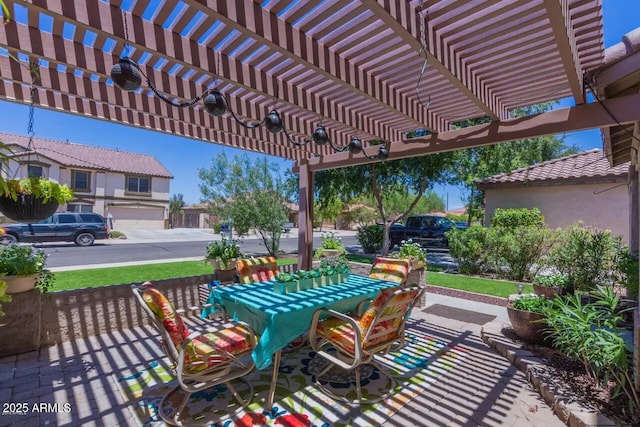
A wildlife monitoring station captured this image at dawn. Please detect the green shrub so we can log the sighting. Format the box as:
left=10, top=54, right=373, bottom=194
left=357, top=224, right=383, bottom=253
left=512, top=295, right=550, bottom=313
left=534, top=273, right=570, bottom=288
left=492, top=226, right=554, bottom=281
left=491, top=207, right=545, bottom=228
left=541, top=286, right=638, bottom=417
left=617, top=249, right=639, bottom=299
left=109, top=230, right=125, bottom=239
left=446, top=225, right=493, bottom=275
left=549, top=223, right=623, bottom=293
left=212, top=222, right=222, bottom=234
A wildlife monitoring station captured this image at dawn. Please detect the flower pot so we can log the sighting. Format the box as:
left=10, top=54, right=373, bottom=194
left=321, top=249, right=340, bottom=257
left=506, top=305, right=548, bottom=345
left=533, top=283, right=563, bottom=299
left=4, top=274, right=37, bottom=294
left=0, top=195, right=59, bottom=222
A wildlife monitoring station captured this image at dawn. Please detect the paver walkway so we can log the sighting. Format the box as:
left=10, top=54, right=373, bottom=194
left=0, top=293, right=564, bottom=427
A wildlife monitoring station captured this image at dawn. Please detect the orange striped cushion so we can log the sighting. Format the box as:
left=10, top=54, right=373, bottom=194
left=368, top=257, right=410, bottom=284
left=143, top=287, right=190, bottom=348
left=236, top=257, right=279, bottom=283
left=185, top=324, right=255, bottom=373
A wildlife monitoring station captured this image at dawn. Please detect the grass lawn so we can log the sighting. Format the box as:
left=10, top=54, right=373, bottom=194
left=426, top=271, right=532, bottom=298
left=52, top=258, right=298, bottom=291
left=50, top=257, right=527, bottom=298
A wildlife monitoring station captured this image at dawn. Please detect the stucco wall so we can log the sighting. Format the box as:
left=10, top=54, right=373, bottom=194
left=483, top=182, right=630, bottom=243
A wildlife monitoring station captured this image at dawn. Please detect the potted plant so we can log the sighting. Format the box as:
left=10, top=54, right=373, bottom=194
left=0, top=176, right=74, bottom=222
left=506, top=295, right=551, bottom=344
left=204, top=237, right=242, bottom=272
left=533, top=273, right=570, bottom=298
left=0, top=244, right=55, bottom=293
left=314, top=232, right=346, bottom=258
left=274, top=272, right=299, bottom=294
left=396, top=239, right=427, bottom=270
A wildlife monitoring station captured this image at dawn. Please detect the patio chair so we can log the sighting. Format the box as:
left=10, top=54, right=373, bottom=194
left=368, top=257, right=411, bottom=284
left=132, top=282, right=257, bottom=426
left=236, top=256, right=279, bottom=284
left=309, top=284, right=424, bottom=404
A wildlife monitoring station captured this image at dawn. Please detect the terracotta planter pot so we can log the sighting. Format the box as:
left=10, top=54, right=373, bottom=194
left=506, top=305, right=548, bottom=345
left=3, top=274, right=37, bottom=294
left=533, top=283, right=563, bottom=299
left=321, top=249, right=341, bottom=257
left=208, top=259, right=237, bottom=283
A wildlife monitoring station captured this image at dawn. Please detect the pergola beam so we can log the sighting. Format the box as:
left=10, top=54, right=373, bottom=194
left=10, top=0, right=402, bottom=154
left=362, top=0, right=507, bottom=121
left=300, top=93, right=640, bottom=172
left=543, top=0, right=585, bottom=104
left=181, top=0, right=440, bottom=131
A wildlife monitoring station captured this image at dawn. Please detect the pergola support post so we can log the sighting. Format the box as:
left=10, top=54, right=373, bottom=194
left=633, top=124, right=640, bottom=393
left=297, top=160, right=314, bottom=270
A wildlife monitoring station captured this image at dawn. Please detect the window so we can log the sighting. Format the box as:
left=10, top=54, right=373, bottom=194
left=71, top=170, right=91, bottom=191
left=67, top=203, right=94, bottom=213
left=79, top=213, right=104, bottom=223
left=57, top=214, right=77, bottom=224
left=27, top=165, right=43, bottom=177
left=406, top=217, right=421, bottom=228
left=126, top=176, right=151, bottom=193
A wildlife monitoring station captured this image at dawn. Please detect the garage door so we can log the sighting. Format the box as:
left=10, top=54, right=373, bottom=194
left=109, top=206, right=165, bottom=230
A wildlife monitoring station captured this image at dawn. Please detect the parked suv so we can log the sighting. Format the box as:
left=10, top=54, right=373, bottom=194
left=0, top=212, right=109, bottom=246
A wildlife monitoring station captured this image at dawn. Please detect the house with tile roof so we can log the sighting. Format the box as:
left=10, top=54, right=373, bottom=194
left=0, top=132, right=173, bottom=230
left=476, top=149, right=631, bottom=243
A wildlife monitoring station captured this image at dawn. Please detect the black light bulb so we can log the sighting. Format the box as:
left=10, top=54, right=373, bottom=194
left=377, top=145, right=389, bottom=160
left=266, top=110, right=283, bottom=134
left=203, top=90, right=228, bottom=116
left=110, top=57, right=142, bottom=91
left=348, top=137, right=362, bottom=154
left=312, top=126, right=329, bottom=146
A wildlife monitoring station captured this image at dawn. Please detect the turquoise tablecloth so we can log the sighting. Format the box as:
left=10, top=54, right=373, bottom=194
left=201, top=274, right=397, bottom=370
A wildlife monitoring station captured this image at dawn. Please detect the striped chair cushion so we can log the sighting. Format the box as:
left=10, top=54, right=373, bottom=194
left=143, top=287, right=190, bottom=348
left=236, top=257, right=279, bottom=283
left=143, top=286, right=254, bottom=372
left=316, top=285, right=420, bottom=354
left=186, top=324, right=255, bottom=373
left=368, top=257, right=411, bottom=284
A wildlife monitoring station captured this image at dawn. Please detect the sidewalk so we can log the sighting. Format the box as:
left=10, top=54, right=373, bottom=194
left=108, top=227, right=357, bottom=244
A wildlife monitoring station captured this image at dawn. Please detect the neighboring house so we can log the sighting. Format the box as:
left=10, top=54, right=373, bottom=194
left=475, top=150, right=630, bottom=243
left=0, top=132, right=173, bottom=230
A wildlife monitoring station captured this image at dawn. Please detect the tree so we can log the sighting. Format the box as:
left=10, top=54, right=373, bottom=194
left=315, top=150, right=455, bottom=255
left=314, top=197, right=343, bottom=230
left=169, top=193, right=185, bottom=214
left=358, top=189, right=445, bottom=218
left=198, top=152, right=289, bottom=256
left=451, top=102, right=579, bottom=224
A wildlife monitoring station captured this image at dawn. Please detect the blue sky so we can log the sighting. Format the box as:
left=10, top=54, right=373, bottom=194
left=0, top=2, right=637, bottom=208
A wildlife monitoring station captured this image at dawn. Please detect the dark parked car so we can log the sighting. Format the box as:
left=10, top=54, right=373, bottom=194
left=389, top=215, right=465, bottom=249
left=0, top=212, right=109, bottom=246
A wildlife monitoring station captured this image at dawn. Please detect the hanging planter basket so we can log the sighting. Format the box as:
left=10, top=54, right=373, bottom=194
left=0, top=195, right=59, bottom=222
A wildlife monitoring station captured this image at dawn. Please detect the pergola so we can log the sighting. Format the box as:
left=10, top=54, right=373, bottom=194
left=0, top=0, right=639, bottom=270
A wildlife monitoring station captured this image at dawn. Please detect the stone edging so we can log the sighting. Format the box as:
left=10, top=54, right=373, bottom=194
left=481, top=321, right=617, bottom=427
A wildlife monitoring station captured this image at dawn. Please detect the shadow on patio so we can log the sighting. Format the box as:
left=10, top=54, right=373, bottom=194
left=0, top=281, right=562, bottom=426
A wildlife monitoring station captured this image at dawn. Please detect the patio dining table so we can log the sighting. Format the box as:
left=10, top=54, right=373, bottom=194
left=201, top=274, right=399, bottom=408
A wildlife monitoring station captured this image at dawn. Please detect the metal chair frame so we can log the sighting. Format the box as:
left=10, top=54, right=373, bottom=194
left=309, top=284, right=425, bottom=404
left=132, top=282, right=257, bottom=426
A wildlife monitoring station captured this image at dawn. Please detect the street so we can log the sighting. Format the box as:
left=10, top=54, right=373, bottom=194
left=40, top=235, right=360, bottom=268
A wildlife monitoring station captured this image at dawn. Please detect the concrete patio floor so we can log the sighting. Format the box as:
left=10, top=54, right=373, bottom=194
left=0, top=291, right=567, bottom=427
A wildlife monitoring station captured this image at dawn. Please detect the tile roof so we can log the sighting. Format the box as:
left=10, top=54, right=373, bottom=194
left=0, top=132, right=173, bottom=178
left=476, top=150, right=629, bottom=188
